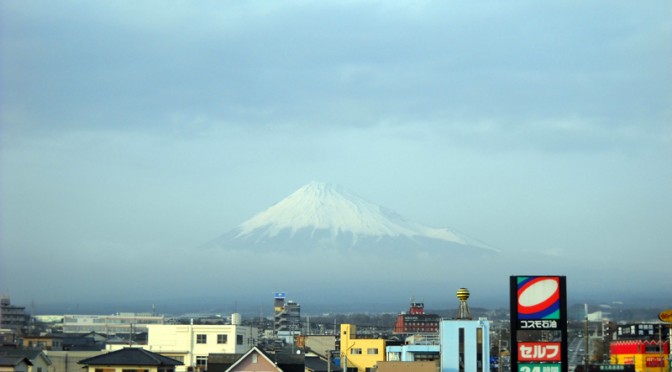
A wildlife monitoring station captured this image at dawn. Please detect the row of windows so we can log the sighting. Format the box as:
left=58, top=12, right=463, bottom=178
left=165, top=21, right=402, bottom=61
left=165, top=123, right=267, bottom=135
left=196, top=334, right=243, bottom=345
left=350, top=348, right=379, bottom=355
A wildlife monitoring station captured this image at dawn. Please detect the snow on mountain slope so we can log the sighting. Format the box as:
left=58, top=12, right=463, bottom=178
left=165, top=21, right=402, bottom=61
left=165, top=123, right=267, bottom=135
left=211, top=182, right=497, bottom=254
left=237, top=182, right=420, bottom=238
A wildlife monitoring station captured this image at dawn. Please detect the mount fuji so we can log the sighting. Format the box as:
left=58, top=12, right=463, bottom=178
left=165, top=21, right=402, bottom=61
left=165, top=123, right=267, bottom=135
left=206, top=182, right=498, bottom=256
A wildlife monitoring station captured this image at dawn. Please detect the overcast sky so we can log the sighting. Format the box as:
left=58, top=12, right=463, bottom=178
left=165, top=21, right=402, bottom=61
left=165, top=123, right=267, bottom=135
left=1, top=1, right=671, bottom=312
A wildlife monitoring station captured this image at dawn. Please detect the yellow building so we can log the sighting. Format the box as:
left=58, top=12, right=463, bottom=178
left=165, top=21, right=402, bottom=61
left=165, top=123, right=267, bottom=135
left=340, top=324, right=386, bottom=372
left=610, top=340, right=669, bottom=372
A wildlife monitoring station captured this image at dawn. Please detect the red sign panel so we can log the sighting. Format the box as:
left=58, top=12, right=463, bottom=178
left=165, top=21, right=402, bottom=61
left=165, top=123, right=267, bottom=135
left=518, top=342, right=561, bottom=362
left=646, top=356, right=665, bottom=367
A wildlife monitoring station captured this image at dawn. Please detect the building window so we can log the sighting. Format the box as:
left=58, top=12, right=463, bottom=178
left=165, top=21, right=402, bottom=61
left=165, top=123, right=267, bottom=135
left=252, top=354, right=258, bottom=363
left=196, top=334, right=207, bottom=344
left=217, top=334, right=228, bottom=344
left=351, top=348, right=362, bottom=355
left=236, top=335, right=243, bottom=345
left=37, top=368, right=42, bottom=372
left=196, top=356, right=207, bottom=367
left=646, top=344, right=661, bottom=353
left=367, top=348, right=378, bottom=355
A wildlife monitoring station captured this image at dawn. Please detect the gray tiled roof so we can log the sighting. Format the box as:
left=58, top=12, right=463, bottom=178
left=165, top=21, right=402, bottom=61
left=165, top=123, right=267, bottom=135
left=79, top=348, right=182, bottom=366
left=0, top=357, right=32, bottom=366
left=0, top=349, right=51, bottom=365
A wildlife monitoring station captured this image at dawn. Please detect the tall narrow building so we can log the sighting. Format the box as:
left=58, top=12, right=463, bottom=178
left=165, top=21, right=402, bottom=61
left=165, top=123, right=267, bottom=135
left=441, top=288, right=490, bottom=372
left=273, top=293, right=301, bottom=337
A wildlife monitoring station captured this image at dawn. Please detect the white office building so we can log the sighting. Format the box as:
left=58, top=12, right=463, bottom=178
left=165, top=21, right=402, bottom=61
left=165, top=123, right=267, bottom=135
left=109, top=323, right=258, bottom=372
left=439, top=318, right=491, bottom=372
left=63, top=313, right=164, bottom=334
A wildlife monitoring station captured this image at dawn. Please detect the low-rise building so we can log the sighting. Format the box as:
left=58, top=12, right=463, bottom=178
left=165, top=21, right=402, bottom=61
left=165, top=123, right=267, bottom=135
left=106, top=323, right=257, bottom=372
left=20, top=335, right=62, bottom=351
left=393, top=301, right=440, bottom=335
left=610, top=339, right=669, bottom=372
left=386, top=343, right=440, bottom=363
left=208, top=346, right=304, bottom=372
left=0, top=349, right=52, bottom=372
left=374, top=361, right=438, bottom=372
left=0, top=297, right=28, bottom=334
left=0, top=357, right=31, bottom=372
left=43, top=351, right=103, bottom=372
left=339, top=324, right=385, bottom=372
left=63, top=313, right=164, bottom=335
left=78, top=347, right=181, bottom=372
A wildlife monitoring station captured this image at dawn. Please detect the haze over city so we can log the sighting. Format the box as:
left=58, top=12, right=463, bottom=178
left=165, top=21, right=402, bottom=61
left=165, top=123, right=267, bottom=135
left=1, top=1, right=670, bottom=314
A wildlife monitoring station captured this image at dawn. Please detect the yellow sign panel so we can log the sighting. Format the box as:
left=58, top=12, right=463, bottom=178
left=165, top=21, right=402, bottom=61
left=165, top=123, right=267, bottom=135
left=659, top=309, right=672, bottom=323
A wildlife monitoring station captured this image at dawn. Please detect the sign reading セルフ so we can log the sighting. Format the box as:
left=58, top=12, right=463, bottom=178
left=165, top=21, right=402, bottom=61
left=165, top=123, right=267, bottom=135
left=518, top=342, right=561, bottom=362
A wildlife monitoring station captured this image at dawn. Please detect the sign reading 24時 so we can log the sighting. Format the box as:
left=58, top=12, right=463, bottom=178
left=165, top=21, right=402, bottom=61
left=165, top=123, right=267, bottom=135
left=518, top=363, right=561, bottom=372
left=515, top=276, right=562, bottom=330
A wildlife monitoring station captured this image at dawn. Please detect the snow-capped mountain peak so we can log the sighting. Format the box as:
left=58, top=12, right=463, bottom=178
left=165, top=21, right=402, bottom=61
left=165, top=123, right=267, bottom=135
left=236, top=181, right=416, bottom=238
left=222, top=181, right=497, bottom=253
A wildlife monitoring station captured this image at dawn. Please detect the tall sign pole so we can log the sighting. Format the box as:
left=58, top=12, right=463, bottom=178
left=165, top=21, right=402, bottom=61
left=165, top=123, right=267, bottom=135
left=510, top=275, right=568, bottom=372
left=657, top=309, right=672, bottom=372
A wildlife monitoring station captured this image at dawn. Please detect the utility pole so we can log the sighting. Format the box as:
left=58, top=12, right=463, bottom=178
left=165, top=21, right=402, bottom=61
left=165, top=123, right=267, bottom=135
left=659, top=324, right=663, bottom=372
left=498, top=326, right=503, bottom=372
left=327, top=350, right=331, bottom=372
left=584, top=316, right=589, bottom=372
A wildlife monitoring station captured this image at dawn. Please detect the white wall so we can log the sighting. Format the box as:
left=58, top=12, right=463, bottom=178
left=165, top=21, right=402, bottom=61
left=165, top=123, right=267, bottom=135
left=440, top=319, right=491, bottom=372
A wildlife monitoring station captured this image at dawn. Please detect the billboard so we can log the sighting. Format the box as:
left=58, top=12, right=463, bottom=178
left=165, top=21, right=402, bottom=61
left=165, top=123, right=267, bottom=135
left=513, top=276, right=565, bottom=330
left=273, top=292, right=286, bottom=299
left=518, top=363, right=561, bottom=372
left=659, top=309, right=672, bottom=323
left=518, top=342, right=562, bottom=362
left=510, top=275, right=568, bottom=372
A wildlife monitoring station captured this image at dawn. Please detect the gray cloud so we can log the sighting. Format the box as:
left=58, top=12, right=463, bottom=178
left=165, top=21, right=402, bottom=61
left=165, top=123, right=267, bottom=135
left=1, top=1, right=671, bottom=308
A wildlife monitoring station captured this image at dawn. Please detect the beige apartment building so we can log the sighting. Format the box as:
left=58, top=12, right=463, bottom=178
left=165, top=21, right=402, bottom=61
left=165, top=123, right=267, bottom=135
left=107, top=323, right=257, bottom=372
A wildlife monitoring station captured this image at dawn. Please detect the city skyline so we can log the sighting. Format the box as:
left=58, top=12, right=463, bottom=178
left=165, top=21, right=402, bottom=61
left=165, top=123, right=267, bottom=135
left=1, top=1, right=671, bottom=309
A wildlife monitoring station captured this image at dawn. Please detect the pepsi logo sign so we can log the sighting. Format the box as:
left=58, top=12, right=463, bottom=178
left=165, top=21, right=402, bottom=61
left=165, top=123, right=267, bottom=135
left=517, top=277, right=560, bottom=319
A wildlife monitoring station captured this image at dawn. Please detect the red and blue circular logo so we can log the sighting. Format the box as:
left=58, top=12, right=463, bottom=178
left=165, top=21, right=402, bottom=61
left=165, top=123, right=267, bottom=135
left=517, top=276, right=560, bottom=319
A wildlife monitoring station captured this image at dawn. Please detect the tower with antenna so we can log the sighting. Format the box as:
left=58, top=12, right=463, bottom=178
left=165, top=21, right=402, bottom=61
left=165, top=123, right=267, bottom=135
left=440, top=287, right=490, bottom=371
left=455, top=287, right=472, bottom=320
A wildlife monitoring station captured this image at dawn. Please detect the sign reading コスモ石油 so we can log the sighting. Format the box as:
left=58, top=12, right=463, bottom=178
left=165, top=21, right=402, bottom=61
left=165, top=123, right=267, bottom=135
left=514, top=276, right=564, bottom=330
left=510, top=276, right=568, bottom=372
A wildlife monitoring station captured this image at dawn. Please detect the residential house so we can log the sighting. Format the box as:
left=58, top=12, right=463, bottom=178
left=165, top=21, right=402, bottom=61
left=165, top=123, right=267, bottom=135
left=20, top=335, right=62, bottom=351
left=43, top=351, right=102, bottom=372
left=0, top=357, right=31, bottom=372
left=0, top=349, right=52, bottom=372
left=207, top=346, right=304, bottom=372
left=78, top=347, right=181, bottom=372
